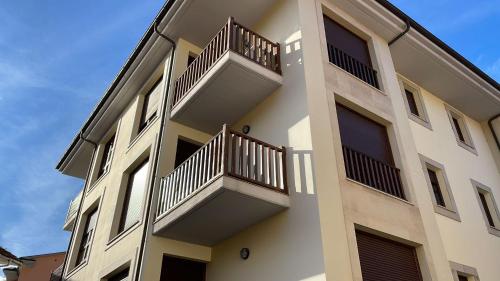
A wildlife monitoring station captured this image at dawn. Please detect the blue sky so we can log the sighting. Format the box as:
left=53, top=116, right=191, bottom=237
left=0, top=0, right=498, bottom=271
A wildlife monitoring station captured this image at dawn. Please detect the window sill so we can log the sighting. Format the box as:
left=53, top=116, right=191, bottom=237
left=434, top=205, right=461, bottom=222
left=345, top=178, right=413, bottom=206
left=106, top=220, right=141, bottom=251
left=487, top=225, right=500, bottom=237
left=127, top=116, right=159, bottom=153
left=455, top=139, right=478, bottom=156
left=65, top=259, right=88, bottom=279
left=86, top=171, right=110, bottom=195
left=328, top=62, right=385, bottom=96
left=408, top=113, right=432, bottom=131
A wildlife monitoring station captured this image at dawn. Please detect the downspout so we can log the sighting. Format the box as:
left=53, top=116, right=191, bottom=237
left=134, top=20, right=176, bottom=281
left=389, top=18, right=411, bottom=46
left=60, top=133, right=97, bottom=281
left=488, top=113, right=500, bottom=150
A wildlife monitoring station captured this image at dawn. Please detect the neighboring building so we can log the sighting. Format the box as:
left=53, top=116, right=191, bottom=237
left=1, top=251, right=64, bottom=281
left=56, top=0, right=500, bottom=281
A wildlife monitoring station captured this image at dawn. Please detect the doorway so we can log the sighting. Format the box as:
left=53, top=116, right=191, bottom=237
left=160, top=256, right=206, bottom=281
left=174, top=138, right=202, bottom=168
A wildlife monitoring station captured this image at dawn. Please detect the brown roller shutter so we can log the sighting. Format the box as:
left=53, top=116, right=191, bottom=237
left=356, top=231, right=423, bottom=281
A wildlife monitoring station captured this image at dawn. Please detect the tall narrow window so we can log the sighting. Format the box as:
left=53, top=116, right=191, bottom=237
left=405, top=89, right=419, bottom=116
left=75, top=208, right=98, bottom=266
left=479, top=192, right=495, bottom=227
left=472, top=180, right=500, bottom=237
left=139, top=78, right=162, bottom=132
left=118, top=160, right=150, bottom=234
left=445, top=105, right=475, bottom=153
left=420, top=155, right=460, bottom=221
left=452, top=117, right=465, bottom=142
left=97, top=135, right=115, bottom=178
left=427, top=169, right=446, bottom=207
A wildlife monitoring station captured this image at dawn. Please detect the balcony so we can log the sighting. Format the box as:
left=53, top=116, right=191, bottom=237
left=153, top=125, right=289, bottom=246
left=342, top=145, right=405, bottom=199
left=170, top=17, right=283, bottom=134
left=63, top=190, right=82, bottom=231
left=327, top=44, right=379, bottom=89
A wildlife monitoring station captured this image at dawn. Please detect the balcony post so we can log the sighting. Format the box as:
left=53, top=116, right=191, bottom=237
left=275, top=43, right=282, bottom=75
left=227, top=17, right=235, bottom=51
left=222, top=124, right=230, bottom=176
left=281, top=146, right=288, bottom=194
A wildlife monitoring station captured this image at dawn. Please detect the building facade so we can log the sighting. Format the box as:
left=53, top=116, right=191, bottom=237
left=56, top=0, right=500, bottom=280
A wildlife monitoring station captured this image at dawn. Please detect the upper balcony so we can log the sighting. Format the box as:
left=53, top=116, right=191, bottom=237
left=153, top=125, right=289, bottom=246
left=63, top=190, right=82, bottom=231
left=170, top=17, right=283, bottom=134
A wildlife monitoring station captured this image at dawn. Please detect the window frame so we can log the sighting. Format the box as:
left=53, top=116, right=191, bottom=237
left=115, top=158, right=150, bottom=236
left=399, top=77, right=432, bottom=130
left=138, top=77, right=162, bottom=134
left=70, top=204, right=100, bottom=271
left=419, top=154, right=460, bottom=221
left=445, top=105, right=476, bottom=154
left=471, top=179, right=500, bottom=237
left=450, top=261, right=480, bottom=281
left=97, top=134, right=116, bottom=179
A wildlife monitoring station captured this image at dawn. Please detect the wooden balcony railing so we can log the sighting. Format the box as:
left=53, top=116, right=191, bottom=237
left=172, top=17, right=282, bottom=109
left=156, top=125, right=288, bottom=219
left=342, top=145, right=405, bottom=199
left=65, top=190, right=82, bottom=225
left=327, top=44, right=379, bottom=89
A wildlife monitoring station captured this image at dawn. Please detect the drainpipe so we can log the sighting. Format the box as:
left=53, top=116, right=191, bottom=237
left=488, top=114, right=500, bottom=150
left=133, top=20, right=176, bottom=281
left=60, top=133, right=97, bottom=281
left=389, top=18, right=411, bottom=46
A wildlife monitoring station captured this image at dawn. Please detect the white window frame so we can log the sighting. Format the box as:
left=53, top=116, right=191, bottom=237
left=471, top=179, right=500, bottom=237
left=419, top=154, right=460, bottom=221
left=450, top=261, right=480, bottom=281
left=399, top=77, right=431, bottom=130
left=445, top=104, right=476, bottom=154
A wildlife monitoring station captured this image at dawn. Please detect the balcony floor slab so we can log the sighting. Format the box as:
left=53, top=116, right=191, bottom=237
left=153, top=175, right=289, bottom=246
left=170, top=51, right=283, bottom=134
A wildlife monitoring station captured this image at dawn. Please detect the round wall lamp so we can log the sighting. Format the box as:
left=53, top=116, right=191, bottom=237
left=242, top=125, right=251, bottom=134
left=240, top=248, right=250, bottom=260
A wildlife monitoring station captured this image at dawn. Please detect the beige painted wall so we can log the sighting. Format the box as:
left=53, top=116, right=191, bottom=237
left=407, top=81, right=500, bottom=281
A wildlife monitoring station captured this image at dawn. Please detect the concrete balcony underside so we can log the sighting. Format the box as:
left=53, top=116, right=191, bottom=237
left=170, top=51, right=282, bottom=134
left=153, top=175, right=289, bottom=246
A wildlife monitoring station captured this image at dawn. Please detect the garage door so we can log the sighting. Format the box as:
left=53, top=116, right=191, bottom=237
left=356, top=231, right=423, bottom=281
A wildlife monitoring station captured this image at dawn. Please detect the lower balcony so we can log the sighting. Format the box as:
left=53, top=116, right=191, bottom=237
left=170, top=17, right=283, bottom=134
left=63, top=190, right=82, bottom=231
left=153, top=125, right=289, bottom=246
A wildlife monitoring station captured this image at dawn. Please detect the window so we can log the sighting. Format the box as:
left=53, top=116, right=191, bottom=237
left=75, top=208, right=98, bottom=266
left=323, top=15, right=378, bottom=88
left=97, top=135, right=116, bottom=178
left=450, top=261, right=480, bottom=281
left=187, top=54, right=197, bottom=67
left=445, top=105, right=476, bottom=153
left=399, top=78, right=431, bottom=129
left=427, top=169, right=445, bottom=207
left=175, top=138, right=202, bottom=168
left=138, top=78, right=162, bottom=132
left=118, top=160, right=150, bottom=234
left=405, top=89, right=419, bottom=116
left=336, top=104, right=405, bottom=199
left=472, top=180, right=500, bottom=237
left=107, top=267, right=129, bottom=281
left=356, top=231, right=423, bottom=281
left=420, top=155, right=460, bottom=221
